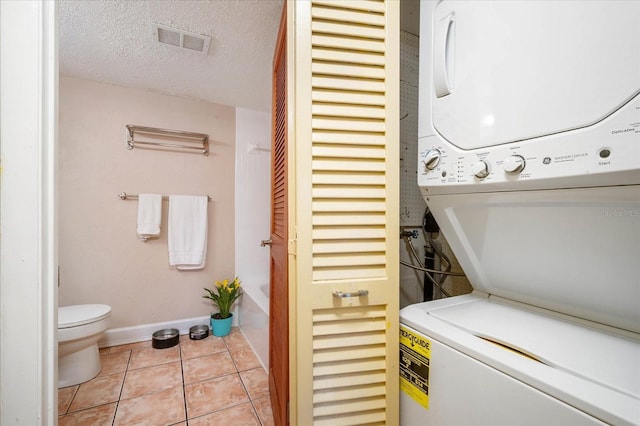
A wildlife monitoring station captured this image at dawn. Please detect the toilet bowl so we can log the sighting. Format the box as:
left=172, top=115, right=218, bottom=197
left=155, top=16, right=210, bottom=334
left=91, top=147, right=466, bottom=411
left=58, top=304, right=111, bottom=388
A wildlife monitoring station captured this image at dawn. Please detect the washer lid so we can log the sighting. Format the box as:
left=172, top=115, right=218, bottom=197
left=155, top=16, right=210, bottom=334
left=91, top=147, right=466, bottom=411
left=58, top=304, right=111, bottom=328
left=425, top=185, right=640, bottom=333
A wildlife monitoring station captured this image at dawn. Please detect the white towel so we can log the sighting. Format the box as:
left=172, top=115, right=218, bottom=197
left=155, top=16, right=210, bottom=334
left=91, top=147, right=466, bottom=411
left=168, top=195, right=208, bottom=270
left=137, top=194, right=162, bottom=241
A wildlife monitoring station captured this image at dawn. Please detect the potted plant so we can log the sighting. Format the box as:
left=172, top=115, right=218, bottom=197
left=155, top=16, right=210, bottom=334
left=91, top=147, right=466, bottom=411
left=203, top=277, right=242, bottom=337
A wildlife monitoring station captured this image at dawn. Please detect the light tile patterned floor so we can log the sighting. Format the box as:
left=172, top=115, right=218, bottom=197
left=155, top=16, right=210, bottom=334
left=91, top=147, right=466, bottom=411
left=58, top=327, right=274, bottom=426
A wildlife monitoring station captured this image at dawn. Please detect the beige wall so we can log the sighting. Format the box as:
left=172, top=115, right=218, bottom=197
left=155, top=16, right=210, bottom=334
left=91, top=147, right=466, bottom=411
left=58, top=76, right=235, bottom=329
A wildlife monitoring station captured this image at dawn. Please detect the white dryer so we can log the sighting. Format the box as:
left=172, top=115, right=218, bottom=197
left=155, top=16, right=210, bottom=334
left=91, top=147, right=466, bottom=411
left=400, top=1, right=640, bottom=425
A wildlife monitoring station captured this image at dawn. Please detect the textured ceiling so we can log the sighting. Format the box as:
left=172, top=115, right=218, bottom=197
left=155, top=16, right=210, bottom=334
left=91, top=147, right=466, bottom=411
left=58, top=0, right=284, bottom=112
left=59, top=0, right=419, bottom=113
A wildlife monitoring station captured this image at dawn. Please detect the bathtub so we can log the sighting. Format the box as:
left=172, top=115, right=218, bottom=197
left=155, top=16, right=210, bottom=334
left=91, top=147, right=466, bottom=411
left=238, top=283, right=269, bottom=370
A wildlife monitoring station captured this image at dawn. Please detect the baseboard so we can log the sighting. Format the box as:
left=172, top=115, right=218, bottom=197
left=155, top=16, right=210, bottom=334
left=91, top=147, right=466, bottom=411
left=98, top=315, right=210, bottom=348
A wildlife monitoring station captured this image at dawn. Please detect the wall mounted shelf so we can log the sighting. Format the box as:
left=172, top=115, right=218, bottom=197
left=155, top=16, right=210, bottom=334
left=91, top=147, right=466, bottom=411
left=126, top=124, right=209, bottom=156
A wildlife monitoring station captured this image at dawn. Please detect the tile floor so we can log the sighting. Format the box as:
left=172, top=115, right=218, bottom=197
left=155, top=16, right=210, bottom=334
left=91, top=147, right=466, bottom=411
left=58, top=327, right=274, bottom=425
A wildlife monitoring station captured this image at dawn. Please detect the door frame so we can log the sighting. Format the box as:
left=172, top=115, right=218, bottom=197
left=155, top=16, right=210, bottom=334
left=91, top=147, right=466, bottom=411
left=0, top=1, right=58, bottom=423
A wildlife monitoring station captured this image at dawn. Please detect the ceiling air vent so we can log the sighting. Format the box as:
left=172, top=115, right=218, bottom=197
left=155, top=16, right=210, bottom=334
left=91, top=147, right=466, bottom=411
left=153, top=24, right=211, bottom=55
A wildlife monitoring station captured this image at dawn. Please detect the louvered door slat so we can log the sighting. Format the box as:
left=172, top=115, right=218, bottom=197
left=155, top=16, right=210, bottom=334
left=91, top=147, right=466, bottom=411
left=313, top=103, right=386, bottom=119
left=312, top=158, right=385, bottom=172
left=312, top=145, right=386, bottom=158
left=314, top=370, right=387, bottom=390
left=312, top=5, right=385, bottom=26
left=312, top=34, right=385, bottom=53
left=313, top=240, right=386, bottom=254
left=312, top=21, right=386, bottom=40
left=312, top=89, right=386, bottom=106
left=312, top=75, right=386, bottom=93
left=312, top=213, right=386, bottom=226
left=312, top=131, right=386, bottom=145
left=314, top=410, right=387, bottom=426
left=314, top=345, right=386, bottom=363
left=313, top=0, right=386, bottom=14
left=312, top=186, right=385, bottom=198
left=312, top=62, right=386, bottom=79
left=312, top=47, right=385, bottom=66
left=314, top=397, right=386, bottom=417
left=313, top=330, right=386, bottom=350
left=312, top=199, right=386, bottom=212
left=312, top=172, right=386, bottom=185
left=312, top=227, right=385, bottom=240
left=314, top=382, right=387, bottom=403
left=312, top=117, right=386, bottom=133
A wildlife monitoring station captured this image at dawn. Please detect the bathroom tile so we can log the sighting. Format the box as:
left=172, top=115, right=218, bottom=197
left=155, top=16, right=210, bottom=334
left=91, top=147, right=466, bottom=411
left=223, top=327, right=250, bottom=352
left=121, top=361, right=182, bottom=400
left=68, top=373, right=124, bottom=412
left=240, top=367, right=269, bottom=400
left=185, top=373, right=249, bottom=419
left=108, top=340, right=151, bottom=353
left=128, top=345, right=180, bottom=370
left=97, top=350, right=130, bottom=376
left=57, top=385, right=78, bottom=415
left=58, top=402, right=116, bottom=426
left=188, top=402, right=260, bottom=426
left=229, top=346, right=261, bottom=372
left=88, top=331, right=266, bottom=425
left=113, top=385, right=185, bottom=426
left=182, top=351, right=236, bottom=384
left=180, top=335, right=227, bottom=360
left=252, top=396, right=275, bottom=426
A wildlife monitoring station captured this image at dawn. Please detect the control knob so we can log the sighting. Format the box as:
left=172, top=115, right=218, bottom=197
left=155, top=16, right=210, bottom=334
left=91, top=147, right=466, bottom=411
left=423, top=149, right=442, bottom=171
left=471, top=160, right=490, bottom=178
left=503, top=155, right=526, bottom=173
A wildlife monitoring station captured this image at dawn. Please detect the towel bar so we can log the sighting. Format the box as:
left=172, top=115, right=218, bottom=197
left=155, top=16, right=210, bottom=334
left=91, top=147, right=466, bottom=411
left=119, top=192, right=211, bottom=202
left=126, top=125, right=209, bottom=156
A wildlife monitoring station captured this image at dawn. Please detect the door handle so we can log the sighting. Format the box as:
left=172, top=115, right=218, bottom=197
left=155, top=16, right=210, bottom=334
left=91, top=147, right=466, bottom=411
left=434, top=13, right=455, bottom=98
left=332, top=289, right=369, bottom=298
left=261, top=239, right=272, bottom=247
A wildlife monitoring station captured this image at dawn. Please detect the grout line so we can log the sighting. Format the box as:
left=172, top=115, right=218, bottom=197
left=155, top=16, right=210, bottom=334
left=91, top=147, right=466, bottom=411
left=62, top=385, right=80, bottom=416
left=111, top=349, right=132, bottom=426
left=179, top=338, right=189, bottom=423
left=250, top=399, right=264, bottom=426
left=236, top=366, right=258, bottom=424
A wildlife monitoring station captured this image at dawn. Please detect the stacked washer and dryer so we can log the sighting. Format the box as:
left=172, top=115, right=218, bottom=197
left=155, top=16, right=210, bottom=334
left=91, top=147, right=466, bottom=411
left=400, top=1, right=640, bottom=425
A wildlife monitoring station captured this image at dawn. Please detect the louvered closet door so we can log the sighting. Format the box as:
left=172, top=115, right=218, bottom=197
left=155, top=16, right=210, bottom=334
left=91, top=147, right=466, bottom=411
left=270, top=3, right=289, bottom=426
left=290, top=1, right=399, bottom=424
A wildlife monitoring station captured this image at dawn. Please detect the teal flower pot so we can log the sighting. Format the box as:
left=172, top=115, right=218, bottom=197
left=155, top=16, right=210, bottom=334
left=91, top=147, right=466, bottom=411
left=210, top=313, right=233, bottom=337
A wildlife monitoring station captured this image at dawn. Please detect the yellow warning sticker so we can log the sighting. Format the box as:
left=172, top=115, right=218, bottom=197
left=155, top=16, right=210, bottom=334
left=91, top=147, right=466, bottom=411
left=400, top=325, right=430, bottom=409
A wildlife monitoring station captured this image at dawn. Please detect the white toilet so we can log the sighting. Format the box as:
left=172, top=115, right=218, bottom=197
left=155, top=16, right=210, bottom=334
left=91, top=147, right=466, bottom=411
left=58, top=304, right=111, bottom=388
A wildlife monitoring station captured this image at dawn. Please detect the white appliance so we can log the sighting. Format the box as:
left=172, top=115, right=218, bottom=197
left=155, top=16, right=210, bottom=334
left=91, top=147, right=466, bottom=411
left=400, top=1, right=640, bottom=425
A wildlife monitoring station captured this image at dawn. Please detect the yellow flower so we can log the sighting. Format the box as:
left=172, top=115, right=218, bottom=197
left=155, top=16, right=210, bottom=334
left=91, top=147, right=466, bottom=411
left=203, top=276, right=243, bottom=320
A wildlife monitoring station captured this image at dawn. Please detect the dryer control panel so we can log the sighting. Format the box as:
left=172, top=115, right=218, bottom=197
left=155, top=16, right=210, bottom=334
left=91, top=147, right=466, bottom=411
left=418, top=96, right=640, bottom=195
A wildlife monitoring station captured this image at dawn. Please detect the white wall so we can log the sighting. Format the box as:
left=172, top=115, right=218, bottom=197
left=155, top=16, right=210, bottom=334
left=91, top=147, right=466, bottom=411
left=58, top=76, right=236, bottom=329
left=235, top=107, right=271, bottom=368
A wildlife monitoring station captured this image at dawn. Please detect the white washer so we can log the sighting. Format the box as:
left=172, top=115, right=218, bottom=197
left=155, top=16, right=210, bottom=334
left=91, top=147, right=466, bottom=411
left=401, top=1, right=640, bottom=425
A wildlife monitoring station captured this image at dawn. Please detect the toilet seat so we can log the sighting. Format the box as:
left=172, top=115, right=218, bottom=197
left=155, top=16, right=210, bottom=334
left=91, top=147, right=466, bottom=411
left=59, top=304, right=111, bottom=329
